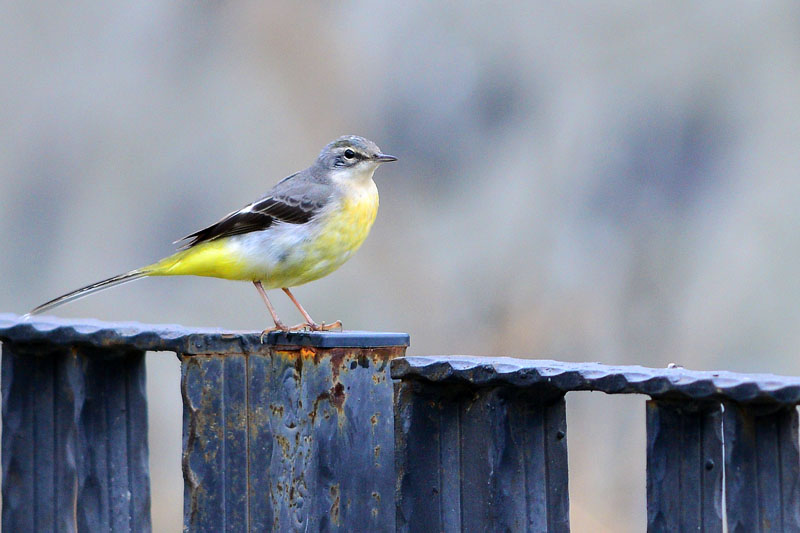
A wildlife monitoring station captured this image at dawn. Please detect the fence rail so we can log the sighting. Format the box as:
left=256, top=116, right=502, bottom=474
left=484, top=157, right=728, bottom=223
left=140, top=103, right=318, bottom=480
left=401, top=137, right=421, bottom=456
left=1, top=313, right=799, bottom=532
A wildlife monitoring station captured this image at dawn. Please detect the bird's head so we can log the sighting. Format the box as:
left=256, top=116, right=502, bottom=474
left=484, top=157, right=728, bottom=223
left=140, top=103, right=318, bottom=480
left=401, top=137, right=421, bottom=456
left=316, top=136, right=397, bottom=179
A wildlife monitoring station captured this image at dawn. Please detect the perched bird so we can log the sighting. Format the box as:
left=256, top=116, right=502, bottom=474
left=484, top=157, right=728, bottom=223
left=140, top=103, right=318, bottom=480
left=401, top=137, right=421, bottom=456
left=26, top=135, right=397, bottom=333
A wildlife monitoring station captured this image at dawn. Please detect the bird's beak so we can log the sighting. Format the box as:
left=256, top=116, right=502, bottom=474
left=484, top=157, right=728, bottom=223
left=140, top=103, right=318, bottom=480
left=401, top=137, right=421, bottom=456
left=374, top=153, right=398, bottom=163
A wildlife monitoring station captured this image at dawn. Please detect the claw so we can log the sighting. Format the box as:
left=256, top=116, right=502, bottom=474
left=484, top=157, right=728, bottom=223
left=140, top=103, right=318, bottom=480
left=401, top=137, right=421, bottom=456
left=308, top=320, right=343, bottom=332
left=261, top=320, right=343, bottom=340
left=260, top=322, right=289, bottom=343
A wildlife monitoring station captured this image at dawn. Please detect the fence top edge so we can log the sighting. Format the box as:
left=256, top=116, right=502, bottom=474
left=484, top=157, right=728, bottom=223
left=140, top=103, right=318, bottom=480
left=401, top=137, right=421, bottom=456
left=0, top=313, right=410, bottom=354
left=391, top=355, right=800, bottom=405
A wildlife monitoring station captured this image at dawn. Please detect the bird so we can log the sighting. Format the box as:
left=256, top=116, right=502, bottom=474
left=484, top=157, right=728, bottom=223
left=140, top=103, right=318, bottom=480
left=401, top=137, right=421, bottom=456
left=26, top=135, right=397, bottom=334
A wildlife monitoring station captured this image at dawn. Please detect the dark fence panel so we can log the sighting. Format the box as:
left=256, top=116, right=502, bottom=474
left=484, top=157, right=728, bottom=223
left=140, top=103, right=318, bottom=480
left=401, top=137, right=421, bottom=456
left=394, top=377, right=570, bottom=532
left=1, top=341, right=150, bottom=533
left=182, top=353, right=249, bottom=533
left=393, top=355, right=800, bottom=533
left=723, top=403, right=800, bottom=532
left=646, top=400, right=723, bottom=532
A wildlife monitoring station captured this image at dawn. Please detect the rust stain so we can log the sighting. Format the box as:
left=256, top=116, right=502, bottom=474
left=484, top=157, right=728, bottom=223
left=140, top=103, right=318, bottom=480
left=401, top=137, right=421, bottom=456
left=330, top=382, right=346, bottom=413
left=370, top=413, right=379, bottom=427
left=300, top=378, right=349, bottom=428
left=300, top=346, right=315, bottom=359
left=225, top=411, right=247, bottom=432
left=269, top=481, right=280, bottom=530
left=329, top=483, right=341, bottom=526
left=366, top=346, right=404, bottom=369
left=275, top=435, right=290, bottom=459
left=372, top=491, right=380, bottom=503
left=329, top=348, right=347, bottom=381
left=309, top=390, right=330, bottom=425
left=269, top=403, right=285, bottom=417
left=249, top=405, right=270, bottom=440
left=374, top=445, right=381, bottom=462
left=294, top=354, right=303, bottom=378
left=268, top=345, right=404, bottom=373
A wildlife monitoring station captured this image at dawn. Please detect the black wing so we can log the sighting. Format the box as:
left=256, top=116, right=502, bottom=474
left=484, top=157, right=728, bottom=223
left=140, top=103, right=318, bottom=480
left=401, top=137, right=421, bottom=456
left=177, top=174, right=330, bottom=249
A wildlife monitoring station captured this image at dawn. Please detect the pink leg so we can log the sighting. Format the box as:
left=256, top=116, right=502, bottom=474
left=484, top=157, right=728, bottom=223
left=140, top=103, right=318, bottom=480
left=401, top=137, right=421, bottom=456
left=253, top=282, right=308, bottom=340
left=253, top=281, right=289, bottom=336
left=282, top=288, right=342, bottom=331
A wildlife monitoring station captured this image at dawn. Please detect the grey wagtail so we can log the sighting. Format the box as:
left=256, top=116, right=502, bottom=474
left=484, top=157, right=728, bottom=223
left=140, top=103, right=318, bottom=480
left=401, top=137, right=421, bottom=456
left=27, top=135, right=397, bottom=333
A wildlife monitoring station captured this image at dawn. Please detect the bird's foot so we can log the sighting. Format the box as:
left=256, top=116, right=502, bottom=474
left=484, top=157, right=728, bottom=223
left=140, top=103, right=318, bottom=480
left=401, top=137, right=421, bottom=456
left=305, top=320, right=343, bottom=332
left=260, top=320, right=342, bottom=340
left=286, top=323, right=313, bottom=332
left=260, top=321, right=290, bottom=342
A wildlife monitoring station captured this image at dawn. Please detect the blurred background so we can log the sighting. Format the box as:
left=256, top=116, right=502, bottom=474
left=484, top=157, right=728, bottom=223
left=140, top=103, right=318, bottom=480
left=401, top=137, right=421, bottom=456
left=3, top=2, right=800, bottom=530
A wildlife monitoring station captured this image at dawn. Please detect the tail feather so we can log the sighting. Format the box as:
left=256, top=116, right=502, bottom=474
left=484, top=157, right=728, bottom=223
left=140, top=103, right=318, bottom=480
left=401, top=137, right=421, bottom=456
left=25, top=269, right=149, bottom=318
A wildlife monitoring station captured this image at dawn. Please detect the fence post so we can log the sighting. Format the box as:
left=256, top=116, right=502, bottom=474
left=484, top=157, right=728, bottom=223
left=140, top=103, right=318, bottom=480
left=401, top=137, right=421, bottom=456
left=180, top=330, right=408, bottom=532
left=393, top=373, right=570, bottom=532
left=645, top=400, right=723, bottom=532
left=1, top=341, right=150, bottom=532
left=723, top=402, right=800, bottom=532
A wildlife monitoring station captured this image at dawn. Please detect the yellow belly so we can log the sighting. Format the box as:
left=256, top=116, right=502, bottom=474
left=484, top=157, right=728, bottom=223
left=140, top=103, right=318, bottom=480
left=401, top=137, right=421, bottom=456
left=267, top=197, right=378, bottom=287
left=149, top=183, right=379, bottom=289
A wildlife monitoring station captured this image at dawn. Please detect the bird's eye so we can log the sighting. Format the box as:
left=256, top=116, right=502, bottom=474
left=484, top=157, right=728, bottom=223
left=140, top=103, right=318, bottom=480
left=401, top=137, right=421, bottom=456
left=344, top=149, right=355, bottom=159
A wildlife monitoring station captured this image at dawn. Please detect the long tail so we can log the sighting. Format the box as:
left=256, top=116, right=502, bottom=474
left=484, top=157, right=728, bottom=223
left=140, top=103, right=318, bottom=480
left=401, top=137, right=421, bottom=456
left=25, top=269, right=150, bottom=317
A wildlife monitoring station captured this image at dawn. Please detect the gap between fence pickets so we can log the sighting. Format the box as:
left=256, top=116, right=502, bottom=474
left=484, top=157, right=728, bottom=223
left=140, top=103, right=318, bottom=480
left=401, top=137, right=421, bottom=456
left=244, top=355, right=251, bottom=533
left=721, top=402, right=727, bottom=533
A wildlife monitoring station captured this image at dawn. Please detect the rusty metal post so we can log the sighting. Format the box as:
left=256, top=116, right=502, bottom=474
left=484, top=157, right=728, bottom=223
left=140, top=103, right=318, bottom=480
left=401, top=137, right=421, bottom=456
left=180, top=331, right=408, bottom=532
